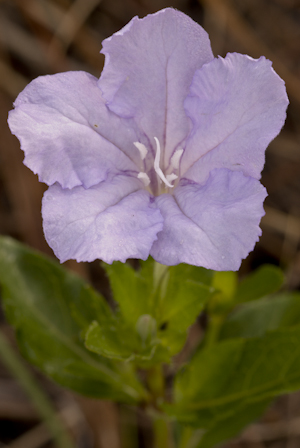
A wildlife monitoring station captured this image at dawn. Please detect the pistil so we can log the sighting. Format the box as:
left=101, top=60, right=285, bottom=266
left=134, top=138, right=179, bottom=193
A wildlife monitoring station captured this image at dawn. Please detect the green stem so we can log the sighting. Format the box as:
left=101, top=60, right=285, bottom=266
left=0, top=330, right=73, bottom=448
left=147, top=365, right=165, bottom=403
left=119, top=405, right=139, bottom=448
left=153, top=414, right=173, bottom=448
left=147, top=365, right=174, bottom=448
left=204, top=314, right=224, bottom=347
left=153, top=261, right=169, bottom=292
left=178, top=427, right=203, bottom=448
left=178, top=426, right=193, bottom=448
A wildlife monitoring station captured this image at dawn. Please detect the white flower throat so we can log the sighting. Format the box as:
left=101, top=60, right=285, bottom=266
left=134, top=138, right=183, bottom=191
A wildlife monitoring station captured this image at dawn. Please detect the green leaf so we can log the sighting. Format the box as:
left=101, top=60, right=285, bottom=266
left=104, top=259, right=155, bottom=328
left=233, top=265, right=284, bottom=304
left=220, top=292, right=300, bottom=340
left=156, top=264, right=216, bottom=355
left=0, top=330, right=74, bottom=448
left=194, top=398, right=271, bottom=448
left=104, top=261, right=213, bottom=328
left=85, top=316, right=163, bottom=367
left=85, top=320, right=135, bottom=361
left=0, top=237, right=146, bottom=403
left=97, top=260, right=170, bottom=366
left=104, top=261, right=215, bottom=360
left=169, top=325, right=300, bottom=447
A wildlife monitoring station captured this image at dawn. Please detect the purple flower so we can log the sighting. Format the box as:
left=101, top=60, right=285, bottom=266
left=8, top=8, right=288, bottom=270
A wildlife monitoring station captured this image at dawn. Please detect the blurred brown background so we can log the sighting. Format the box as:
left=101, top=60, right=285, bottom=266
left=0, top=0, right=300, bottom=447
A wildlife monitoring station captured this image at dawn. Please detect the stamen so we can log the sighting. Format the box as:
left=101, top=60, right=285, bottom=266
left=154, top=137, right=174, bottom=188
left=166, top=173, right=178, bottom=183
left=134, top=142, right=147, bottom=160
left=137, top=172, right=150, bottom=186
left=170, top=148, right=184, bottom=170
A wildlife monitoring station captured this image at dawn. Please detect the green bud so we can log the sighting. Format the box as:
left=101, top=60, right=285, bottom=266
left=136, top=314, right=157, bottom=345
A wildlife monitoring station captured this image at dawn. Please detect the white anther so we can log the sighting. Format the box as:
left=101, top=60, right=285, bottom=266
left=154, top=137, right=174, bottom=188
left=134, top=142, right=148, bottom=160
left=138, top=172, right=150, bottom=187
left=170, top=148, right=184, bottom=170
left=166, top=173, right=178, bottom=183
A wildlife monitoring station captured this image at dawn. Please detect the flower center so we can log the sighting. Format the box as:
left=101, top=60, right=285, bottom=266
left=153, top=137, right=176, bottom=188
left=134, top=138, right=182, bottom=192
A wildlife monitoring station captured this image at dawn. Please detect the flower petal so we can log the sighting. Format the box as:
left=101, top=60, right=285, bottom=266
left=8, top=71, right=142, bottom=189
left=182, top=53, right=289, bottom=183
left=42, top=174, right=163, bottom=263
left=150, top=169, right=267, bottom=270
left=98, top=8, right=213, bottom=166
